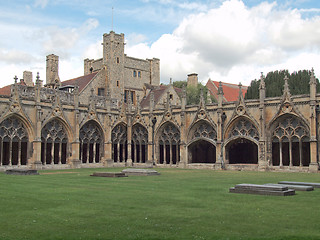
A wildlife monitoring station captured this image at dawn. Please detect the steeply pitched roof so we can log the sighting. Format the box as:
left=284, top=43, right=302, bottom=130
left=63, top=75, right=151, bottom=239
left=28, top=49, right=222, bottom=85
left=206, top=79, right=247, bottom=102
left=140, top=85, right=182, bottom=109
left=61, top=72, right=98, bottom=92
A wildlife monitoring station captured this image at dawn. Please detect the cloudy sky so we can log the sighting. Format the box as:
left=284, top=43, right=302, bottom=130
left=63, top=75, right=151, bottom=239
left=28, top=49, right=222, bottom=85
left=1, top=0, right=320, bottom=88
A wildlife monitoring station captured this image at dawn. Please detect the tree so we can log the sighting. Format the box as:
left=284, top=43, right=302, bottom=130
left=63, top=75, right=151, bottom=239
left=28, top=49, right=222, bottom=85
left=172, top=81, right=215, bottom=105
left=245, top=70, right=320, bottom=100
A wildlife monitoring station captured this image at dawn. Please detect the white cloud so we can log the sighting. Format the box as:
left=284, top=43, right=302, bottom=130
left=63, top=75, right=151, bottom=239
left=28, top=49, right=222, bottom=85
left=34, top=0, right=49, bottom=9
left=126, top=0, right=320, bottom=85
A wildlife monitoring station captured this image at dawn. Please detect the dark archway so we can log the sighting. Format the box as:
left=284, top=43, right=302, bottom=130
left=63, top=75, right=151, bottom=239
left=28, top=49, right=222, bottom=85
left=111, top=123, right=127, bottom=163
left=226, top=138, right=258, bottom=164
left=132, top=124, right=148, bottom=163
left=0, top=117, right=29, bottom=166
left=79, top=121, right=103, bottom=164
left=271, top=115, right=310, bottom=166
left=157, top=122, right=180, bottom=165
left=188, top=139, right=216, bottom=163
left=41, top=119, right=68, bottom=165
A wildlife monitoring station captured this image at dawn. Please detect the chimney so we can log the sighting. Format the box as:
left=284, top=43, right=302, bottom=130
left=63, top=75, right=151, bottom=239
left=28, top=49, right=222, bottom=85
left=23, top=71, right=33, bottom=86
left=187, top=73, right=198, bottom=87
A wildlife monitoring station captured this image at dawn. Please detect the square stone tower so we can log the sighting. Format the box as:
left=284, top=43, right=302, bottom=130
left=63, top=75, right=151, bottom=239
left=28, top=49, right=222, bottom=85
left=103, top=31, right=125, bottom=100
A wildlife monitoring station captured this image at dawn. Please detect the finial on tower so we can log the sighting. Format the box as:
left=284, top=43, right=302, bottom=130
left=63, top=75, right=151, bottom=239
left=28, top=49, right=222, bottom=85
left=14, top=75, right=18, bottom=84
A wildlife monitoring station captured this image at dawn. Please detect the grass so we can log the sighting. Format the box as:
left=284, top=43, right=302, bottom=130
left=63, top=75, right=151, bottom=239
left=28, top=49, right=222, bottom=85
left=0, top=168, right=320, bottom=240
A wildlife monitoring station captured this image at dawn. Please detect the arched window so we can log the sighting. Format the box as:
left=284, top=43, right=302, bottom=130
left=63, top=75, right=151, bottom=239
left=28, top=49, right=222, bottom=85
left=0, top=117, right=29, bottom=166
left=80, top=121, right=103, bottom=164
left=188, top=121, right=217, bottom=163
left=158, top=123, right=180, bottom=165
left=271, top=116, right=310, bottom=166
left=41, top=120, right=68, bottom=165
left=112, top=124, right=127, bottom=162
left=132, top=124, right=148, bottom=163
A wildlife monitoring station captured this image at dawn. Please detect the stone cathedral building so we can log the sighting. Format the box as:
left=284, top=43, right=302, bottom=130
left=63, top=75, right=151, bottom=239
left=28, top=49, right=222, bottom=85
left=0, top=30, right=319, bottom=173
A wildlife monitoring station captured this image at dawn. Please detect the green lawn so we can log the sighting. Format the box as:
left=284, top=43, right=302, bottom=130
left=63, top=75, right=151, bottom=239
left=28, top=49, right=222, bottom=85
left=0, top=168, right=319, bottom=240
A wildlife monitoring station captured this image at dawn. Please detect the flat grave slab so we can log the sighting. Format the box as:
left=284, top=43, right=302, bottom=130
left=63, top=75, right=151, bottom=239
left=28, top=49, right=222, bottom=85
left=265, top=183, right=314, bottom=191
left=5, top=169, right=39, bottom=175
left=90, top=172, right=127, bottom=177
left=121, top=168, right=160, bottom=176
left=278, top=181, right=320, bottom=188
left=229, top=183, right=295, bottom=196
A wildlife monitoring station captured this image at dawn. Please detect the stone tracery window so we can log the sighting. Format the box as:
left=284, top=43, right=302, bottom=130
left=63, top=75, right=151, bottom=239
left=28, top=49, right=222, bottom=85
left=0, top=117, right=28, bottom=166
left=158, top=123, right=180, bottom=165
left=228, top=119, right=259, bottom=141
left=41, top=119, right=68, bottom=165
left=132, top=124, right=148, bottom=163
left=80, top=121, right=103, bottom=164
left=272, top=116, right=310, bottom=166
left=112, top=124, right=127, bottom=162
left=191, top=121, right=217, bottom=141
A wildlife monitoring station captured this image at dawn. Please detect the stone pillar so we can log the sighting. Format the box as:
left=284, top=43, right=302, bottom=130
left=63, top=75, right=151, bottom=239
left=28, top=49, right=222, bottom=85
left=309, top=69, right=318, bottom=172
left=126, top=119, right=133, bottom=166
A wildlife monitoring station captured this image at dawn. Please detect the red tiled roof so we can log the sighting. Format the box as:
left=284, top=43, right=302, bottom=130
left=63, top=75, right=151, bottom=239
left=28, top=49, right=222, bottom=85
left=61, top=72, right=98, bottom=92
left=0, top=80, right=27, bottom=96
left=206, top=79, right=247, bottom=102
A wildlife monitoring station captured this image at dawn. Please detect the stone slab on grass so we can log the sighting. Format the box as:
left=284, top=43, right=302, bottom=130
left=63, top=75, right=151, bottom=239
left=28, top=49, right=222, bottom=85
left=278, top=181, right=320, bottom=188
left=5, top=169, right=39, bottom=175
left=90, top=172, right=127, bottom=177
left=121, top=168, right=160, bottom=176
left=229, top=183, right=295, bottom=196
left=265, top=183, right=314, bottom=191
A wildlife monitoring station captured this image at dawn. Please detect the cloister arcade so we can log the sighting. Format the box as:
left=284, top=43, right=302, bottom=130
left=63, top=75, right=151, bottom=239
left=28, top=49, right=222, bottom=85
left=0, top=116, right=29, bottom=166
left=157, top=122, right=180, bottom=165
left=41, top=119, right=68, bottom=165
left=79, top=120, right=103, bottom=164
left=271, top=115, right=310, bottom=167
left=225, top=118, right=259, bottom=164
left=187, top=120, right=217, bottom=164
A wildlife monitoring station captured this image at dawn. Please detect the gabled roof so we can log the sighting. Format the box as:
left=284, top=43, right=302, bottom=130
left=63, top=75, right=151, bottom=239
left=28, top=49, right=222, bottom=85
left=61, top=72, right=98, bottom=92
left=140, top=85, right=181, bottom=109
left=206, top=79, right=247, bottom=102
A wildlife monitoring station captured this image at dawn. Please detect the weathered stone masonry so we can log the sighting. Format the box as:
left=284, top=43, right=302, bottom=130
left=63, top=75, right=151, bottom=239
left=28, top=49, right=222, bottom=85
left=0, top=71, right=319, bottom=173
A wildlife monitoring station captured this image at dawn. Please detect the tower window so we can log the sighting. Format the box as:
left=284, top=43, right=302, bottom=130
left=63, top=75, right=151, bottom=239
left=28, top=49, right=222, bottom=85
left=170, top=94, right=173, bottom=100
left=116, top=57, right=119, bottom=63
left=138, top=71, right=141, bottom=78
left=133, top=70, right=137, bottom=77
left=117, top=81, right=119, bottom=87
left=98, top=88, right=105, bottom=96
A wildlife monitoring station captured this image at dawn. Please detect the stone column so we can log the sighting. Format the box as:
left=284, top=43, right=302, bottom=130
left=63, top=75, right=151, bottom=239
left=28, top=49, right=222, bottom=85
left=51, top=142, right=55, bottom=165
left=9, top=139, right=12, bottom=166
left=43, top=140, right=47, bottom=165
left=0, top=139, right=3, bottom=166
left=279, top=141, right=283, bottom=167
left=18, top=140, right=21, bottom=166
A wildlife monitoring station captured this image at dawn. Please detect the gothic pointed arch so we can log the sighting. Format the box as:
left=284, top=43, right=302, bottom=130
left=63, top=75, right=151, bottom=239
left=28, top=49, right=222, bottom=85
left=156, top=121, right=180, bottom=165
left=131, top=123, right=148, bottom=163
left=41, top=118, right=70, bottom=165
left=79, top=120, right=104, bottom=164
left=0, top=115, right=30, bottom=166
left=187, top=119, right=217, bottom=164
left=224, top=116, right=259, bottom=165
left=270, top=113, right=310, bottom=166
left=111, top=122, right=127, bottom=163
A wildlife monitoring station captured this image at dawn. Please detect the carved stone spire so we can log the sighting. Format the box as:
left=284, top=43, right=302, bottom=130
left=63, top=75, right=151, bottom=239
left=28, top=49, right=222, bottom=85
left=199, top=87, right=204, bottom=107
left=181, top=84, right=186, bottom=110
left=283, top=75, right=291, bottom=97
left=259, top=72, right=265, bottom=103
left=207, top=89, right=212, bottom=104
left=310, top=68, right=317, bottom=101
left=218, top=81, right=224, bottom=108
